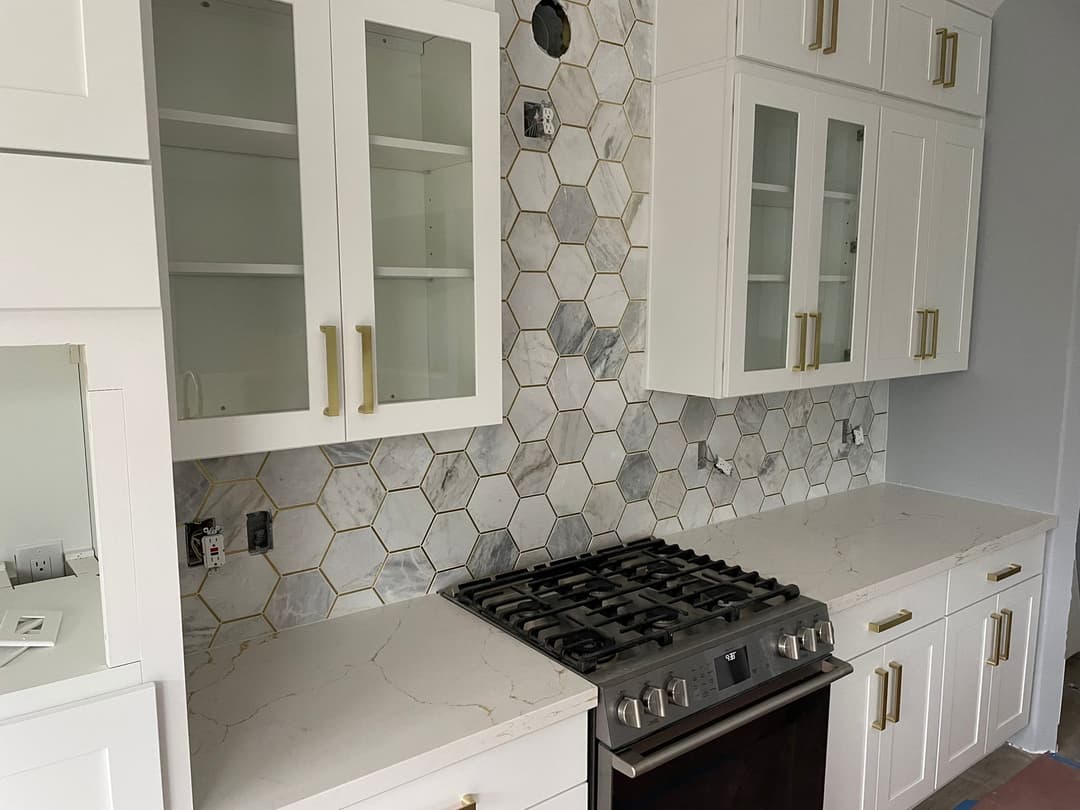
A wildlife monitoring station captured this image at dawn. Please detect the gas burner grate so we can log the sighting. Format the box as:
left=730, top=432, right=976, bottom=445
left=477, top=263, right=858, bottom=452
left=445, top=538, right=800, bottom=674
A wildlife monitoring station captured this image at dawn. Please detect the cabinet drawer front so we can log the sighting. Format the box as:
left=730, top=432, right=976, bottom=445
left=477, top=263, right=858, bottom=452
left=946, top=533, right=1045, bottom=614
left=349, top=715, right=587, bottom=810
left=832, top=571, right=948, bottom=659
left=529, top=784, right=587, bottom=810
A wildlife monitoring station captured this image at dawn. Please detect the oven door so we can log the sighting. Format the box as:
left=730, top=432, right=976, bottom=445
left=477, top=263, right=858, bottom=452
left=594, top=657, right=852, bottom=810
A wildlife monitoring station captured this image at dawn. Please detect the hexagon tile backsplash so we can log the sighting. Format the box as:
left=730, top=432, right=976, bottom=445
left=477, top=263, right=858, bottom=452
left=174, top=0, right=890, bottom=653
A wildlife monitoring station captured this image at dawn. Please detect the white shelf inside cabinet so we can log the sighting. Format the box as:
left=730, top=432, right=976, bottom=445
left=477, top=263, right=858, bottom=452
left=751, top=182, right=793, bottom=194
left=169, top=262, right=303, bottom=278
left=824, top=190, right=858, bottom=201
left=158, top=108, right=298, bottom=159
left=748, top=274, right=850, bottom=283
left=374, top=266, right=474, bottom=280
left=369, top=135, right=472, bottom=172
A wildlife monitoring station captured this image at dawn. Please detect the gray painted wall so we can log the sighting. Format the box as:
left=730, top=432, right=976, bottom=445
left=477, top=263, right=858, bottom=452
left=888, top=0, right=1080, bottom=750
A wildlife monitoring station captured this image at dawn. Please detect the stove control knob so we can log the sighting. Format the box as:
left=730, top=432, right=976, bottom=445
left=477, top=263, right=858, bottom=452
left=666, top=677, right=691, bottom=708
left=815, top=620, right=835, bottom=646
left=777, top=633, right=800, bottom=661
left=642, top=685, right=667, bottom=718
left=617, top=696, right=644, bottom=729
left=798, top=626, right=818, bottom=653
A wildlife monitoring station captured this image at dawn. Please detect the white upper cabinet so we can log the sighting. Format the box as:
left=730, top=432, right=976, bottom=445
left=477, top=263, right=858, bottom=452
left=738, top=0, right=887, bottom=90
left=883, top=0, right=992, bottom=116
left=151, top=0, right=501, bottom=460
left=0, top=0, right=149, bottom=159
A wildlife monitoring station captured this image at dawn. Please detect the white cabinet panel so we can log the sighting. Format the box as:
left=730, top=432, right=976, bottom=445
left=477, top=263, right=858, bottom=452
left=824, top=649, right=884, bottom=810
left=0, top=0, right=148, bottom=158
left=529, top=784, right=587, bottom=810
left=0, top=684, right=163, bottom=810
left=988, top=576, right=1041, bottom=748
left=819, top=0, right=887, bottom=88
left=939, top=2, right=992, bottom=116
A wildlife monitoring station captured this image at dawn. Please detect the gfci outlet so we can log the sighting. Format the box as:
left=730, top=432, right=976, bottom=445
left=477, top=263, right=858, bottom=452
left=14, top=540, right=66, bottom=585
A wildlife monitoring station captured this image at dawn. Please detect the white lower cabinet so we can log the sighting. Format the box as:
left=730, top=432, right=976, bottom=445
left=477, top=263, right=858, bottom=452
left=0, top=684, right=163, bottom=810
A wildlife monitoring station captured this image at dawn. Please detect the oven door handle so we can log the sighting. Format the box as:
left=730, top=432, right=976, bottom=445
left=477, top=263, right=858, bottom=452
left=606, top=657, right=853, bottom=779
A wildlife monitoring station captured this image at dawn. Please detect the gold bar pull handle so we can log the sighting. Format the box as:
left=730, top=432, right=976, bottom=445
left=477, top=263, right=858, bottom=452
left=1000, top=608, right=1014, bottom=662
left=872, top=668, right=890, bottom=731
left=945, top=31, right=959, bottom=88
left=809, top=312, right=822, bottom=370
left=320, top=325, right=341, bottom=418
left=929, top=308, right=940, bottom=359
left=915, top=309, right=930, bottom=359
left=810, top=0, right=826, bottom=50
left=987, top=612, right=1003, bottom=667
left=886, top=661, right=903, bottom=724
left=461, top=795, right=477, bottom=810
left=869, top=609, right=913, bottom=634
left=824, top=0, right=840, bottom=54
left=793, top=313, right=808, bottom=371
left=987, top=563, right=1022, bottom=583
left=933, top=28, right=949, bottom=85
left=356, top=325, right=375, bottom=415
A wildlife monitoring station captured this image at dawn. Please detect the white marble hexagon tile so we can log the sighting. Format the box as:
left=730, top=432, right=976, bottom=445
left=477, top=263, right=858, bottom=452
left=175, top=0, right=890, bottom=653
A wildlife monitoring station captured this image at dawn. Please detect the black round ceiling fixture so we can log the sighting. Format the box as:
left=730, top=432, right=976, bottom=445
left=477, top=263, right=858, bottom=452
left=532, top=0, right=571, bottom=59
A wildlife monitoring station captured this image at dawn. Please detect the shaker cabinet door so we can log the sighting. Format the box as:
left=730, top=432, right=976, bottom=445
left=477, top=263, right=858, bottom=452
left=987, top=577, right=1042, bottom=749
left=824, top=648, right=884, bottom=810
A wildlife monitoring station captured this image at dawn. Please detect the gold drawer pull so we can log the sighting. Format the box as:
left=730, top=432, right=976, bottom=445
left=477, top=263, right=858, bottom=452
left=824, top=0, right=840, bottom=54
left=933, top=28, right=949, bottom=85
left=987, top=563, right=1022, bottom=583
left=461, top=795, right=477, bottom=810
left=988, top=612, right=1003, bottom=667
left=887, top=661, right=903, bottom=724
left=915, top=309, right=930, bottom=359
left=872, top=667, right=889, bottom=731
left=809, top=312, right=822, bottom=370
left=320, top=325, right=341, bottom=418
left=945, top=31, right=959, bottom=88
left=810, top=0, right=826, bottom=50
left=356, top=324, right=375, bottom=415
left=1000, top=608, right=1014, bottom=662
left=928, top=308, right=940, bottom=359
left=869, top=609, right=912, bottom=633
left=794, top=313, right=809, bottom=371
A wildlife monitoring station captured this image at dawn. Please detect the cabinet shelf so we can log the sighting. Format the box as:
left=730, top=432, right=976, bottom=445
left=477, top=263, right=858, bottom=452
left=751, top=182, right=793, bottom=195
left=374, top=266, right=473, bottom=280
left=824, top=190, right=858, bottom=201
left=158, top=109, right=298, bottom=159
left=748, top=274, right=850, bottom=283
left=370, top=135, right=472, bottom=172
left=169, top=262, right=303, bottom=278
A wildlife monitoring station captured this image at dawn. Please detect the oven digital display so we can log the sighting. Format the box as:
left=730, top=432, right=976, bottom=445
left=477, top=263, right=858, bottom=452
left=713, top=645, right=751, bottom=690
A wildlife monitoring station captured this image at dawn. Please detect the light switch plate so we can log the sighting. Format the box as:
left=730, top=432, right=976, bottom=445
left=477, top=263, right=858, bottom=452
left=0, top=610, right=63, bottom=647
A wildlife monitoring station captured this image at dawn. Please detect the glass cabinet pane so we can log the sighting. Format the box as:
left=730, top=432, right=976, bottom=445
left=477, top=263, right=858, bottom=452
left=365, top=23, right=476, bottom=404
left=746, top=106, right=799, bottom=372
left=153, top=0, right=310, bottom=420
left=817, top=119, right=865, bottom=366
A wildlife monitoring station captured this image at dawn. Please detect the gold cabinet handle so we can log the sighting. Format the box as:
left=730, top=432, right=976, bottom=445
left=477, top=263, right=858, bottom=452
left=915, top=309, right=930, bottom=359
left=356, top=324, right=375, bottom=415
left=872, top=667, right=889, bottom=731
left=793, top=313, right=808, bottom=371
left=824, top=0, right=840, bottom=54
left=929, top=308, right=940, bottom=359
left=461, top=795, right=477, bottom=810
left=1000, top=608, right=1014, bottom=662
left=933, top=28, right=949, bottom=85
left=945, top=31, right=959, bottom=88
left=987, top=563, right=1022, bottom=583
left=320, top=325, right=341, bottom=418
left=987, top=612, right=1003, bottom=667
left=869, top=609, right=912, bottom=634
left=887, top=661, right=903, bottom=724
left=809, top=312, right=822, bottom=370
left=810, top=0, right=826, bottom=50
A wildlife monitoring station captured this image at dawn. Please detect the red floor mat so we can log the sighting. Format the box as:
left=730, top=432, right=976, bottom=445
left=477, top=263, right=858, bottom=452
left=973, top=754, right=1080, bottom=808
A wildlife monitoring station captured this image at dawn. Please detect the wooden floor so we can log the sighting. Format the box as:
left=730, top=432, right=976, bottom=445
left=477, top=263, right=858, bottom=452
left=914, top=654, right=1080, bottom=810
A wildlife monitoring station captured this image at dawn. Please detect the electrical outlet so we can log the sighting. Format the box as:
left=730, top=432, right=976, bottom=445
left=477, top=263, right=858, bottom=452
left=523, top=100, right=556, bottom=141
left=14, top=540, right=65, bottom=585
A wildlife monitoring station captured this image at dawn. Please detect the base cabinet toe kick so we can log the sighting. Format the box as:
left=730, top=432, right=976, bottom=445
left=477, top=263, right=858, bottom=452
left=824, top=532, right=1047, bottom=810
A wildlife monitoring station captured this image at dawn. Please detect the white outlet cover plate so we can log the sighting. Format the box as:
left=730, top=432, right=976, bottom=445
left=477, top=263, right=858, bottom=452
left=0, top=610, right=63, bottom=647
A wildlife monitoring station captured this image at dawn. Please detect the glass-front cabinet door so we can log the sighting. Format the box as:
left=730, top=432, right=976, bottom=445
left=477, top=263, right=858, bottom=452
left=152, top=0, right=344, bottom=460
left=332, top=0, right=501, bottom=439
left=805, top=96, right=879, bottom=385
left=727, top=76, right=816, bottom=395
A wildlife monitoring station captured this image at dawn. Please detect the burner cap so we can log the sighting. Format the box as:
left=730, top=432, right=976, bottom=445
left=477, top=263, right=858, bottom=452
left=554, top=628, right=616, bottom=661
left=635, top=560, right=681, bottom=582
left=641, top=605, right=681, bottom=629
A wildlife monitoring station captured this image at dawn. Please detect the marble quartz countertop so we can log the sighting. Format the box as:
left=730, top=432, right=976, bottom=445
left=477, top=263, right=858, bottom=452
left=185, top=594, right=596, bottom=810
left=672, top=483, right=1057, bottom=613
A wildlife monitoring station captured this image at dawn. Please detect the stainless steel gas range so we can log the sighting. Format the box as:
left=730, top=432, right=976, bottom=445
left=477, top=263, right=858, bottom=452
left=446, top=537, right=852, bottom=810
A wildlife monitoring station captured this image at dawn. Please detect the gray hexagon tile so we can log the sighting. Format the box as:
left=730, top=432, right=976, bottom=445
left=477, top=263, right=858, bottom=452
left=827, top=460, right=853, bottom=494
left=630, top=0, right=657, bottom=22
left=622, top=247, right=649, bottom=298
left=679, top=489, right=712, bottom=530
left=588, top=160, right=632, bottom=217
left=625, top=21, right=655, bottom=79
left=264, top=571, right=333, bottom=630
left=426, top=428, right=474, bottom=454
left=500, top=48, right=519, bottom=112
left=811, top=385, right=833, bottom=404
left=548, top=463, right=592, bottom=515
left=617, top=452, right=657, bottom=502
left=423, top=511, right=479, bottom=571
left=871, top=380, right=890, bottom=413
left=330, top=589, right=383, bottom=619
left=784, top=389, right=813, bottom=428
left=319, top=466, right=385, bottom=531
left=551, top=125, right=599, bottom=187
left=650, top=422, right=686, bottom=471
left=623, top=137, right=651, bottom=193
left=371, top=435, right=433, bottom=490
left=376, top=548, right=435, bottom=602
left=549, top=244, right=596, bottom=299
left=586, top=217, right=631, bottom=272
left=585, top=380, right=627, bottom=432
left=198, top=481, right=275, bottom=552
left=509, top=151, right=560, bottom=212
left=758, top=453, right=789, bottom=496
left=586, top=274, right=629, bottom=326
left=506, top=22, right=560, bottom=89
left=623, top=192, right=651, bottom=246
left=584, top=431, right=626, bottom=483
left=586, top=327, right=628, bottom=379
left=806, top=445, right=832, bottom=486
left=509, top=329, right=558, bottom=385
left=508, top=386, right=557, bottom=441
left=501, top=115, right=518, bottom=177
left=590, top=42, right=635, bottom=103
left=589, top=102, right=632, bottom=161
left=783, top=427, right=812, bottom=470
left=678, top=444, right=709, bottom=490
left=174, top=462, right=208, bottom=524
left=181, top=597, right=216, bottom=653
left=199, top=554, right=278, bottom=622
left=617, top=500, right=656, bottom=541
left=509, top=441, right=557, bottom=496
left=583, top=482, right=626, bottom=533
left=869, top=412, right=888, bottom=453
left=830, top=385, right=856, bottom=421
left=563, top=0, right=600, bottom=66
left=735, top=396, right=767, bottom=435
left=421, top=452, right=479, bottom=512
left=199, top=453, right=265, bottom=482
left=591, top=0, right=635, bottom=43
left=502, top=242, right=520, bottom=299
left=212, top=615, right=273, bottom=648
left=374, top=489, right=433, bottom=552
left=709, top=414, right=741, bottom=460
left=258, top=446, right=329, bottom=508
left=549, top=64, right=599, bottom=126
left=509, top=270, right=559, bottom=326
left=782, top=468, right=810, bottom=505
left=759, top=410, right=790, bottom=453
left=509, top=496, right=556, bottom=551
left=467, top=422, right=519, bottom=476
left=735, top=434, right=766, bottom=479
left=495, top=0, right=517, bottom=46
left=509, top=211, right=558, bottom=272
left=679, top=396, right=713, bottom=443
left=548, top=186, right=597, bottom=244
left=469, top=530, right=519, bottom=578
left=548, top=513, right=592, bottom=557
left=549, top=410, right=593, bottom=464
left=618, top=351, right=647, bottom=403
left=650, top=390, right=686, bottom=423
left=321, top=527, right=385, bottom=593
left=502, top=302, right=519, bottom=359
left=549, top=356, right=595, bottom=412
left=706, top=469, right=739, bottom=508
left=648, top=470, right=685, bottom=519
left=321, top=440, right=378, bottom=467
left=807, top=402, right=835, bottom=444
left=624, top=80, right=652, bottom=136
left=618, top=402, right=657, bottom=452
left=267, top=506, right=333, bottom=575
left=468, top=474, right=518, bottom=531
left=549, top=300, right=596, bottom=355
left=733, top=478, right=765, bottom=517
